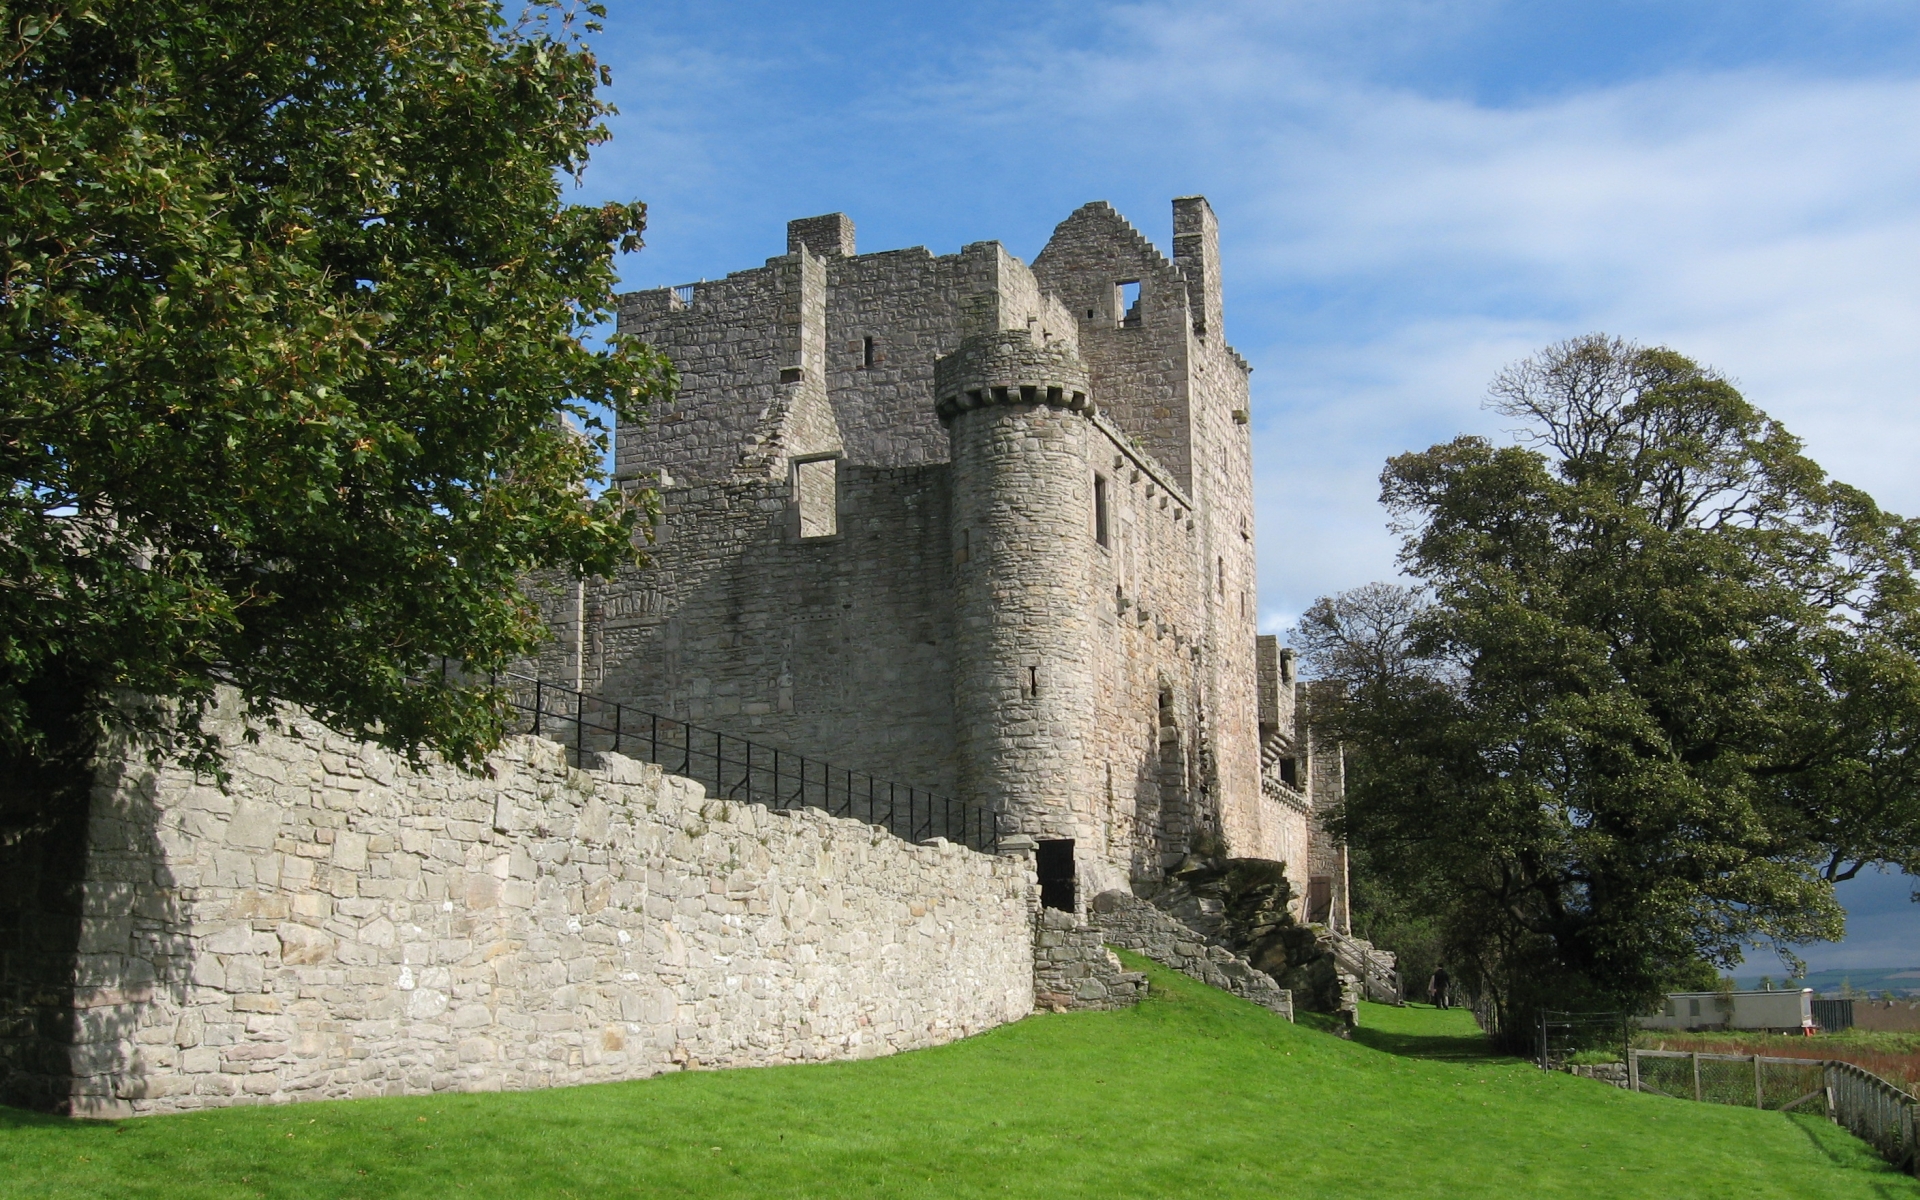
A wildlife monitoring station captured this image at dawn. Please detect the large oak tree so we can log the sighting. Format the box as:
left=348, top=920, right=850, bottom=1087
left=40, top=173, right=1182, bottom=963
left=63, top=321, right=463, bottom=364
left=0, top=0, right=673, bottom=807
left=1298, top=336, right=1920, bottom=1042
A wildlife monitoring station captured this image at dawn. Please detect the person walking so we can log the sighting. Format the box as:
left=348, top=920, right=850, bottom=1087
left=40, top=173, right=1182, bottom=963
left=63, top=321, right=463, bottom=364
left=1428, top=966, right=1451, bottom=1009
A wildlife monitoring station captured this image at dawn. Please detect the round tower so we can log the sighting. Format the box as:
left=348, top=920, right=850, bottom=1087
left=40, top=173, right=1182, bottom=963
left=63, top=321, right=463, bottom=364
left=936, top=331, right=1098, bottom=854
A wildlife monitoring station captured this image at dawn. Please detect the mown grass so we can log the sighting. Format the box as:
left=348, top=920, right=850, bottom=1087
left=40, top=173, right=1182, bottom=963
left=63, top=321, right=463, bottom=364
left=2, top=953, right=1913, bottom=1199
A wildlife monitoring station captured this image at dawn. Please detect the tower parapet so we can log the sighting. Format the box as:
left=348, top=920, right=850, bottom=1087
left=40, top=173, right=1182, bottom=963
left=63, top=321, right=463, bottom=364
left=934, top=330, right=1093, bottom=423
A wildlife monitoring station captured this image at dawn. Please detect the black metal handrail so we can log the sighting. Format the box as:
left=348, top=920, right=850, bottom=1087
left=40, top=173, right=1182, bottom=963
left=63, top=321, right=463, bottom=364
left=475, top=668, right=997, bottom=854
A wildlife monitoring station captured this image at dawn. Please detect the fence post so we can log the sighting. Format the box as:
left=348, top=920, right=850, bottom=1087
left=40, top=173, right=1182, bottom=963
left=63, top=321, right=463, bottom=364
left=1693, top=1052, right=1702, bottom=1103
left=1754, top=1054, right=1764, bottom=1109
left=1538, top=1011, right=1548, bottom=1071
left=1903, top=1094, right=1914, bottom=1173
left=1628, top=1049, right=1640, bottom=1094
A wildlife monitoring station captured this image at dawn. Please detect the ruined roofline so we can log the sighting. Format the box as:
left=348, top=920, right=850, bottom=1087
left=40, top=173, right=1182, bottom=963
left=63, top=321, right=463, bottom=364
left=1038, top=200, right=1171, bottom=272
left=1032, top=199, right=1252, bottom=376
left=614, top=200, right=1252, bottom=369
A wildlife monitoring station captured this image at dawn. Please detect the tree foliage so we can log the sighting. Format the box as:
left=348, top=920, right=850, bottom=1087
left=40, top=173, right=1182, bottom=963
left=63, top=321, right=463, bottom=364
left=0, top=0, right=673, bottom=790
left=1299, top=336, right=1920, bottom=1040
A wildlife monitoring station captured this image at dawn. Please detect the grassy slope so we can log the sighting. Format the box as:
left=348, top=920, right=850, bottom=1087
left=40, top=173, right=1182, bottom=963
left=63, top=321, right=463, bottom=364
left=2, top=954, right=1912, bottom=1200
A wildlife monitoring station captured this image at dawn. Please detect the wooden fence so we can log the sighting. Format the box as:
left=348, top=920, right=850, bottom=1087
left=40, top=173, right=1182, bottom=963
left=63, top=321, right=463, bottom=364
left=1629, top=1049, right=1916, bottom=1175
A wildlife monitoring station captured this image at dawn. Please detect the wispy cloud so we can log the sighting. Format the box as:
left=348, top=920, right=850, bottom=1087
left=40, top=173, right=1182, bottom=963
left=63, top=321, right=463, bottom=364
left=872, top=11, right=1920, bottom=614
left=584, top=0, right=1920, bottom=950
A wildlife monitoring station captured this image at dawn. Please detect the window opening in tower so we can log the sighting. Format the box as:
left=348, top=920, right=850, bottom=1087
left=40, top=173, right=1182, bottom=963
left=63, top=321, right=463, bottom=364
left=1094, top=474, right=1110, bottom=547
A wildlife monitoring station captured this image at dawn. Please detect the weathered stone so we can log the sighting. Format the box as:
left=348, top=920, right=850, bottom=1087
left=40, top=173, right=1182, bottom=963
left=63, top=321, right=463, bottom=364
left=14, top=714, right=1032, bottom=1116
left=544, top=198, right=1340, bottom=910
left=276, top=924, right=334, bottom=966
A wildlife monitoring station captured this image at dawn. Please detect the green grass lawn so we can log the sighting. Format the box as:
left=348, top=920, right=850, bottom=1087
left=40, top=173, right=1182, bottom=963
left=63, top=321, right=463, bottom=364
left=3, top=953, right=1913, bottom=1199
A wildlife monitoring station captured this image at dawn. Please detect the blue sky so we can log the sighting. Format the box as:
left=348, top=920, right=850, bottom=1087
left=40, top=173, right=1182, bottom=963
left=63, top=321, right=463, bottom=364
left=573, top=1, right=1920, bottom=972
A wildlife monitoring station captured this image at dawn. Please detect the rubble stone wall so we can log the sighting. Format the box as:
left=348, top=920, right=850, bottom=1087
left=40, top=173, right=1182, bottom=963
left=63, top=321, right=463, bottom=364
left=40, top=711, right=1033, bottom=1117
left=1031, top=908, right=1147, bottom=1012
left=1087, top=890, right=1293, bottom=1020
left=589, top=463, right=960, bottom=798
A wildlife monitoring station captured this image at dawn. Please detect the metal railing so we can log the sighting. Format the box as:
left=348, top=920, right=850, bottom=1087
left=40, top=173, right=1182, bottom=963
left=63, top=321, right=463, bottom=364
left=1629, top=1049, right=1917, bottom=1175
left=479, top=669, right=998, bottom=854
left=1327, top=930, right=1400, bottom=1004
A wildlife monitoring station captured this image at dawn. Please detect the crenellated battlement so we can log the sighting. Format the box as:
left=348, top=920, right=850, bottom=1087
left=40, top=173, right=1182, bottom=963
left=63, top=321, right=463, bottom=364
left=934, top=330, right=1093, bottom=424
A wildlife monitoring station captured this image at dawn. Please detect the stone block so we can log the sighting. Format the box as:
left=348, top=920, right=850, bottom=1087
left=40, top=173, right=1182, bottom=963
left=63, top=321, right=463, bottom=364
left=331, top=832, right=370, bottom=871
left=278, top=924, right=335, bottom=966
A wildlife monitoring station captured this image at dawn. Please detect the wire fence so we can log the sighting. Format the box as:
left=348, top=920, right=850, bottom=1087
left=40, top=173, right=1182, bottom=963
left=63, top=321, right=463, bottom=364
left=1537, top=1010, right=1633, bottom=1069
left=476, top=668, right=999, bottom=854
left=1629, top=1050, right=1917, bottom=1175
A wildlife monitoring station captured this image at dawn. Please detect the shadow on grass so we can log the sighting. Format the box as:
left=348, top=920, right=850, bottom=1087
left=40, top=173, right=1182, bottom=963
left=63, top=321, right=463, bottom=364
left=0, top=1103, right=98, bottom=1130
left=1351, top=1005, right=1503, bottom=1062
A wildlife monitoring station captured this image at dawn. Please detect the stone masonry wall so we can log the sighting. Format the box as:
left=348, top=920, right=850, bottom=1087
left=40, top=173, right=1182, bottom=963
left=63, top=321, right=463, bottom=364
left=589, top=463, right=959, bottom=800
left=1032, top=200, right=1266, bottom=872
left=46, top=710, right=1032, bottom=1117
left=1084, top=415, right=1207, bottom=885
left=598, top=199, right=1305, bottom=904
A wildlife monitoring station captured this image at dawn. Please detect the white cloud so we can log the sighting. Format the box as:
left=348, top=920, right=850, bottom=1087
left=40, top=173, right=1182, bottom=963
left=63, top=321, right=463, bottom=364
left=957, top=19, right=1920, bottom=611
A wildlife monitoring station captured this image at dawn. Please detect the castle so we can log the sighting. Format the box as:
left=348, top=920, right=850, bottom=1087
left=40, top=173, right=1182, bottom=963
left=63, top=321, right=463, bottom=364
left=0, top=198, right=1365, bottom=1118
left=536, top=196, right=1347, bottom=926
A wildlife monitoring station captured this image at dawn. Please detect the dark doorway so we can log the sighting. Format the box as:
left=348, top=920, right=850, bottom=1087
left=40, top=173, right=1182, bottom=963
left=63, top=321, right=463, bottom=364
left=1306, top=876, right=1332, bottom=924
left=1037, top=839, right=1076, bottom=912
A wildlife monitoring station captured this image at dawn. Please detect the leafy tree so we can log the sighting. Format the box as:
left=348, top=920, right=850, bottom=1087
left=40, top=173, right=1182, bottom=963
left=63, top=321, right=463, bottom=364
left=1298, top=335, right=1920, bottom=1045
left=0, top=0, right=673, bottom=807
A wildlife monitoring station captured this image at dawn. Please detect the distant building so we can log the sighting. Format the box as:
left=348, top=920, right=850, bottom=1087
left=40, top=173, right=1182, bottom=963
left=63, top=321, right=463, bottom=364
left=1640, top=990, right=1816, bottom=1034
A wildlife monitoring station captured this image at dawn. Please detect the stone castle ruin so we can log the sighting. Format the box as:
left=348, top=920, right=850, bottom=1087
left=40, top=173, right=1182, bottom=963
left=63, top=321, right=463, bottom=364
left=0, top=198, right=1382, bottom=1118
left=538, top=196, right=1346, bottom=920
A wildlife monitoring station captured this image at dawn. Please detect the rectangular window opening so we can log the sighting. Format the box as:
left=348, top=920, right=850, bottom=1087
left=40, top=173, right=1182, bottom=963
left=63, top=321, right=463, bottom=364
left=863, top=335, right=875, bottom=369
left=1026, top=665, right=1039, bottom=698
left=1094, top=475, right=1110, bottom=547
left=1117, top=280, right=1141, bottom=327
left=1279, top=758, right=1298, bottom=788
left=794, top=457, right=837, bottom=539
left=954, top=527, right=970, bottom=565
left=1037, top=839, right=1076, bottom=912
